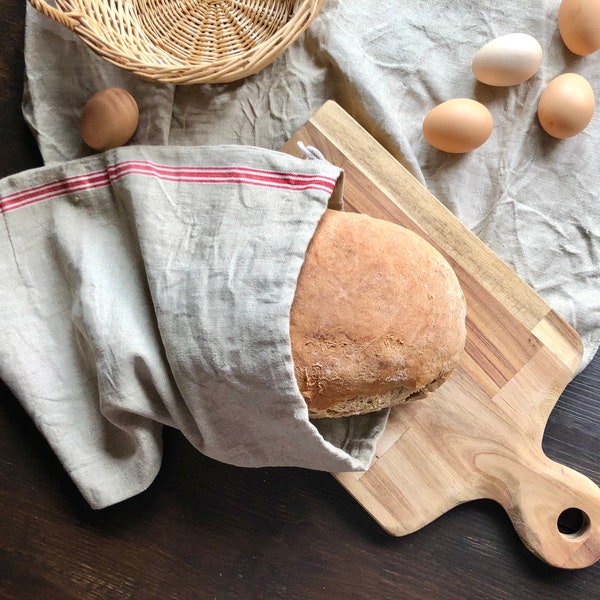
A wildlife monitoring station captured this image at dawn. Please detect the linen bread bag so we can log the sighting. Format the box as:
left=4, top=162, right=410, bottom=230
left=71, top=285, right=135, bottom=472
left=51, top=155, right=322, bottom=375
left=0, top=144, right=466, bottom=508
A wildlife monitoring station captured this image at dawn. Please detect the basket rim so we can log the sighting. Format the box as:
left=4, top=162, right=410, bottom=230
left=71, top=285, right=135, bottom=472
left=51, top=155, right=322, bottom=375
left=30, top=0, right=326, bottom=84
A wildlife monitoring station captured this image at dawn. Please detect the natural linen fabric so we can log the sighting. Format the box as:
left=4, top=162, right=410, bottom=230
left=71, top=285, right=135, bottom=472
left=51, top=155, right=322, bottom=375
left=23, top=1, right=600, bottom=373
left=13, top=0, right=600, bottom=507
left=0, top=144, right=386, bottom=509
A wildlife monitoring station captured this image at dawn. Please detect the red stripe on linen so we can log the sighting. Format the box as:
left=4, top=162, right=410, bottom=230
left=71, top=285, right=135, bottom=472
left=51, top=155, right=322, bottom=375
left=0, top=160, right=337, bottom=215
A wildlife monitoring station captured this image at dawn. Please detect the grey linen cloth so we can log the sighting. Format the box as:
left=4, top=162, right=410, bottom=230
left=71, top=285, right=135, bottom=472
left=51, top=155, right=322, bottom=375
left=0, top=144, right=386, bottom=508
left=23, top=0, right=600, bottom=372
left=11, top=0, right=600, bottom=507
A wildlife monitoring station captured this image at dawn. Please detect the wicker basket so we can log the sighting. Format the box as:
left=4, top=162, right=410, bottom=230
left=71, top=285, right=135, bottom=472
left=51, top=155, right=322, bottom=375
left=28, top=0, right=326, bottom=84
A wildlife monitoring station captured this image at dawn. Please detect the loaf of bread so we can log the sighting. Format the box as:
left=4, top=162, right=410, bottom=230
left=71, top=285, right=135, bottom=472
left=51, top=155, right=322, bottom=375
left=290, top=209, right=467, bottom=418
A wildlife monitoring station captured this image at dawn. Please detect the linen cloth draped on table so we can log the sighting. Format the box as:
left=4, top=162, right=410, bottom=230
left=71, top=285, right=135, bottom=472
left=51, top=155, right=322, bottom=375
left=0, top=144, right=386, bottom=509
left=23, top=0, right=600, bottom=372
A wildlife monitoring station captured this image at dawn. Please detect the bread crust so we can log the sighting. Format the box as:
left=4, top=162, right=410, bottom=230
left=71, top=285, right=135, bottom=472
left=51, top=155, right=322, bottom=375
left=290, top=209, right=467, bottom=418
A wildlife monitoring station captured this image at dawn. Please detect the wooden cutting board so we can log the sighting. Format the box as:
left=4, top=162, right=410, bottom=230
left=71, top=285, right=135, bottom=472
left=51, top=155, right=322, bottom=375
left=281, top=100, right=600, bottom=569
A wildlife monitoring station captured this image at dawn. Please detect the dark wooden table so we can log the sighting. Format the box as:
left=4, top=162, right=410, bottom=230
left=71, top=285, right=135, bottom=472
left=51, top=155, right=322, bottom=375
left=2, top=3, right=600, bottom=599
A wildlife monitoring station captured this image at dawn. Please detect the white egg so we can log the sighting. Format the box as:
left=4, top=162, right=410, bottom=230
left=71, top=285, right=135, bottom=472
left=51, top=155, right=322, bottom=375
left=472, top=33, right=543, bottom=86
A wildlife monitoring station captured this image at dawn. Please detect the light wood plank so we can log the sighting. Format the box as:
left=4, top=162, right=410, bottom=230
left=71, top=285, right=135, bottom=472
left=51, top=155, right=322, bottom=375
left=282, top=101, right=600, bottom=569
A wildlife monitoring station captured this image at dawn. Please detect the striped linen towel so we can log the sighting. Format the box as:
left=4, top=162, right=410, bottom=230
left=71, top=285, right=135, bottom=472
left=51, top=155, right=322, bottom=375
left=0, top=144, right=386, bottom=508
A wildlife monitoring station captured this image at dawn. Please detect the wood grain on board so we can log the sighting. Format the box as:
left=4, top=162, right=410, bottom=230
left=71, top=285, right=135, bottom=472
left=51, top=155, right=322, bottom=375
left=281, top=101, right=600, bottom=569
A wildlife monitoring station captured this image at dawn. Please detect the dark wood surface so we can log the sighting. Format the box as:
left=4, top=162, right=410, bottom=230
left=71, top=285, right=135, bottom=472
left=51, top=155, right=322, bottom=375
left=1, top=3, right=600, bottom=598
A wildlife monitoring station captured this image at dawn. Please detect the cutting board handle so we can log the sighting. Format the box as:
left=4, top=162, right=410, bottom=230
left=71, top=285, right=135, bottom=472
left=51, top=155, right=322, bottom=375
left=476, top=448, right=600, bottom=568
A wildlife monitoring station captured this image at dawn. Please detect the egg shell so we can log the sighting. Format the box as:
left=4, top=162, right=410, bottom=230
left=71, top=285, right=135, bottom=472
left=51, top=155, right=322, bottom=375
left=537, top=73, right=595, bottom=138
left=472, top=33, right=543, bottom=86
left=80, top=88, right=139, bottom=152
left=558, top=0, right=600, bottom=56
left=422, top=98, right=493, bottom=153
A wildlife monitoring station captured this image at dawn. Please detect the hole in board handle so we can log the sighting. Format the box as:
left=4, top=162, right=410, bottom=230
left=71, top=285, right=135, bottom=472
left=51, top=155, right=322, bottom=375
left=557, top=508, right=591, bottom=539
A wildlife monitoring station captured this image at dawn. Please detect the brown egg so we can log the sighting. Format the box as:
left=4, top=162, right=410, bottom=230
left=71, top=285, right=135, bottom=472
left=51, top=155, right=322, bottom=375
left=537, top=73, right=595, bottom=139
left=558, top=0, right=600, bottom=56
left=422, top=98, right=493, bottom=153
left=80, top=88, right=139, bottom=151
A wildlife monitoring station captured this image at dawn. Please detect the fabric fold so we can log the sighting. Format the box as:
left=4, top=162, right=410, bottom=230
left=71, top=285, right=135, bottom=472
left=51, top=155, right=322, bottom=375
left=0, top=144, right=386, bottom=508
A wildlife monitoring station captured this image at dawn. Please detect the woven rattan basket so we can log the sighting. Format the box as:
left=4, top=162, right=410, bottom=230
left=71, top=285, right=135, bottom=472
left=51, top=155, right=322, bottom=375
left=28, top=0, right=326, bottom=84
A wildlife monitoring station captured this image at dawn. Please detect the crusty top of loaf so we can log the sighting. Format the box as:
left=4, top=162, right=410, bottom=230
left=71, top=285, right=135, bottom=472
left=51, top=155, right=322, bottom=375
left=290, top=209, right=467, bottom=418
